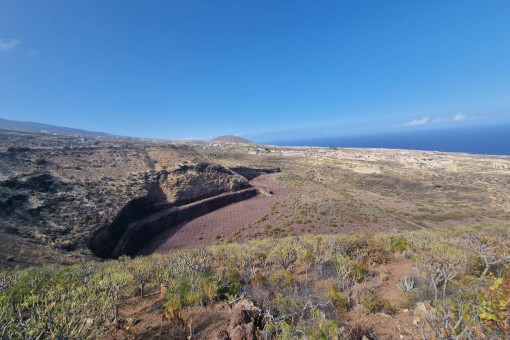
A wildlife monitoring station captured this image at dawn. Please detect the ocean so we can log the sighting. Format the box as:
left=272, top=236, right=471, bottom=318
left=266, top=123, right=510, bottom=156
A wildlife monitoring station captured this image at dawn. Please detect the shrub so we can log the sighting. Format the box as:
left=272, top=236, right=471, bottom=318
left=269, top=269, right=295, bottom=290
left=309, top=319, right=340, bottom=339
left=343, top=234, right=391, bottom=264
left=96, top=262, right=134, bottom=322
left=479, top=276, right=510, bottom=332
left=251, top=272, right=266, bottom=287
left=362, top=293, right=396, bottom=314
left=0, top=273, right=16, bottom=293
left=1, top=222, right=508, bottom=339
left=466, top=254, right=486, bottom=277
left=215, top=267, right=240, bottom=300
left=130, top=257, right=153, bottom=298
left=420, top=301, right=481, bottom=339
left=351, top=262, right=371, bottom=283
left=465, top=235, right=510, bottom=277
left=165, top=267, right=230, bottom=318
left=0, top=266, right=103, bottom=339
left=269, top=241, right=298, bottom=271
left=329, top=285, right=350, bottom=312
left=388, top=235, right=407, bottom=253
left=400, top=290, right=418, bottom=310
left=166, top=278, right=200, bottom=308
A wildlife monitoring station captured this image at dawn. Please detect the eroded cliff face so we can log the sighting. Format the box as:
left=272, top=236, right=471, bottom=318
left=89, top=187, right=259, bottom=259
left=88, top=163, right=253, bottom=259
left=159, top=163, right=250, bottom=205
left=87, top=182, right=165, bottom=259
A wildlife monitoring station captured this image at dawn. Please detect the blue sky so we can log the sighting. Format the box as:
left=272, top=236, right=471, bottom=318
left=1, top=1, right=509, bottom=141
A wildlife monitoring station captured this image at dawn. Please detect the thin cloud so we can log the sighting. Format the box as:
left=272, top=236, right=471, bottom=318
left=454, top=113, right=466, bottom=121
left=403, top=117, right=429, bottom=126
left=0, top=39, right=21, bottom=52
left=28, top=50, right=39, bottom=57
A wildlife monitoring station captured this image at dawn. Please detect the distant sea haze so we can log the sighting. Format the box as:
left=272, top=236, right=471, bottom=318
left=266, top=124, right=510, bottom=156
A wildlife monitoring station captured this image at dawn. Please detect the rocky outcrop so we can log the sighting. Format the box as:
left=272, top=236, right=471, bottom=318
left=87, top=185, right=164, bottom=258
left=88, top=163, right=284, bottom=258
left=217, top=299, right=263, bottom=340
left=159, top=163, right=250, bottom=205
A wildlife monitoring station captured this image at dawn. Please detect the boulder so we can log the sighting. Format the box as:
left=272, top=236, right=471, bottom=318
left=216, top=330, right=230, bottom=340
left=231, top=309, right=259, bottom=326
left=231, top=323, right=256, bottom=340
left=413, top=301, right=434, bottom=326
left=227, top=299, right=262, bottom=340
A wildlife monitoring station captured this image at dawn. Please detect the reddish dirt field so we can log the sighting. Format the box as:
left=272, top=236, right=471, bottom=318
left=145, top=172, right=417, bottom=255
left=150, top=173, right=283, bottom=253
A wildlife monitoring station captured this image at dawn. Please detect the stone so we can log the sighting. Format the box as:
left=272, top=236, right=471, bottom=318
left=227, top=299, right=262, bottom=340
left=231, top=323, right=256, bottom=340
left=216, top=330, right=230, bottom=340
left=230, top=309, right=259, bottom=327
left=413, top=301, right=434, bottom=326
left=160, top=283, right=168, bottom=299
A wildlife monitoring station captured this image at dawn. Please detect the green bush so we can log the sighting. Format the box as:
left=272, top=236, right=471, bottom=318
left=0, top=265, right=104, bottom=339
left=362, top=293, right=396, bottom=314
left=269, top=269, right=295, bottom=290
left=329, top=285, right=349, bottom=312
left=166, top=278, right=203, bottom=309
left=388, top=235, right=407, bottom=253
left=479, top=276, right=510, bottom=332
left=216, top=268, right=240, bottom=300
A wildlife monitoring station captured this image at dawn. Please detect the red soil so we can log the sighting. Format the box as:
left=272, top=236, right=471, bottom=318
left=151, top=173, right=283, bottom=253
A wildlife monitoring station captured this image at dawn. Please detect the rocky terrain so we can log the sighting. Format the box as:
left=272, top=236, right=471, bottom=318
left=1, top=129, right=509, bottom=339
left=1, top=129, right=509, bottom=268
left=0, top=130, right=260, bottom=266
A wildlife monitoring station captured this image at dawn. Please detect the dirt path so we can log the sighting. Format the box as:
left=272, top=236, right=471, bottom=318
left=375, top=256, right=414, bottom=307
left=344, top=257, right=420, bottom=339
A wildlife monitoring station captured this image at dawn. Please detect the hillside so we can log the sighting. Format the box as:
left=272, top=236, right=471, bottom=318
left=0, top=131, right=509, bottom=339
left=0, top=117, right=112, bottom=137
left=1, top=223, right=509, bottom=339
left=1, top=130, right=509, bottom=266
left=210, top=135, right=254, bottom=144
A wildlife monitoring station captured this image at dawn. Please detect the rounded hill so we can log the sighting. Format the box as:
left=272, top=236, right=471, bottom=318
left=209, top=135, right=254, bottom=144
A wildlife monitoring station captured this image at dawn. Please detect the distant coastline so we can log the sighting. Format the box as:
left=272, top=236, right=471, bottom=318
left=264, top=123, right=510, bottom=156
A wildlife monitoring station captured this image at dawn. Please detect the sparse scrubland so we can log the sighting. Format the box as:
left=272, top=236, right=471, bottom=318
left=1, top=222, right=509, bottom=339
left=1, top=131, right=510, bottom=339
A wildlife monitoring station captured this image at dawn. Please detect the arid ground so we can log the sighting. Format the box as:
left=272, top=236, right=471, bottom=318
left=1, top=131, right=509, bottom=339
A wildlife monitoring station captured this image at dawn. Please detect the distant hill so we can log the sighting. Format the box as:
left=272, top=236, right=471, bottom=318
left=0, top=117, right=112, bottom=137
left=210, top=135, right=254, bottom=144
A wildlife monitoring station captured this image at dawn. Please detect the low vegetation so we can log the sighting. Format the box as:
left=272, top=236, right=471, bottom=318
left=1, top=222, right=509, bottom=339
